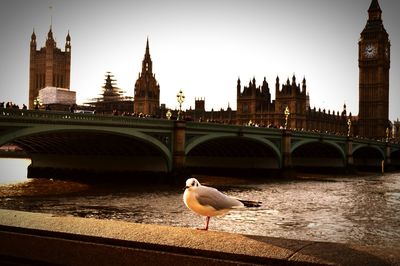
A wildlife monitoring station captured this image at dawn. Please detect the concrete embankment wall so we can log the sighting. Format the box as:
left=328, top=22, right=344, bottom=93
left=0, top=209, right=399, bottom=265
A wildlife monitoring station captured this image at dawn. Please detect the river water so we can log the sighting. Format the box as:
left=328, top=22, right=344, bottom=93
left=0, top=159, right=399, bottom=248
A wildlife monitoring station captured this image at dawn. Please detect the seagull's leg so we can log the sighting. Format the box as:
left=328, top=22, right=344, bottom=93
left=204, top=216, right=210, bottom=230
left=197, top=216, right=210, bottom=230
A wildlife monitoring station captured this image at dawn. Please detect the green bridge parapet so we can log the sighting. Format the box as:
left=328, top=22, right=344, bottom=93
left=1, top=108, right=399, bottom=177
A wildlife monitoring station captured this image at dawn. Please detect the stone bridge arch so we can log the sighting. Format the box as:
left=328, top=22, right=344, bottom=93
left=185, top=134, right=282, bottom=174
left=352, top=144, right=385, bottom=169
left=390, top=148, right=400, bottom=168
left=0, top=125, right=173, bottom=174
left=291, top=139, right=346, bottom=169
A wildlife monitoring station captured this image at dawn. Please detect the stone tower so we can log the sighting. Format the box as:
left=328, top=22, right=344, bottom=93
left=29, top=27, right=71, bottom=109
left=358, top=0, right=390, bottom=139
left=275, top=75, right=307, bottom=129
left=236, top=77, right=274, bottom=125
left=134, top=38, right=160, bottom=116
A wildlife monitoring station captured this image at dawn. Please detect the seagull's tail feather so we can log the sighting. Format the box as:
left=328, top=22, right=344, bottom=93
left=238, top=199, right=262, bottom=208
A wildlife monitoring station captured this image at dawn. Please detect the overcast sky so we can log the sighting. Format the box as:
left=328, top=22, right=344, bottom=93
left=0, top=0, right=399, bottom=120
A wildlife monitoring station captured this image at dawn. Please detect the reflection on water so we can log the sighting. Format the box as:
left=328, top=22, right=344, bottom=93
left=0, top=172, right=399, bottom=248
left=0, top=158, right=31, bottom=185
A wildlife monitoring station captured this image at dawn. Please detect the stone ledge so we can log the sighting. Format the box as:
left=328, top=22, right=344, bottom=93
left=0, top=209, right=399, bottom=265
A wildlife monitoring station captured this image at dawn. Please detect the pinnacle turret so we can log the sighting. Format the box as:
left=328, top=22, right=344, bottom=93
left=47, top=26, right=53, bottom=40
left=142, top=37, right=153, bottom=73
left=31, top=29, right=36, bottom=41
left=30, top=29, right=37, bottom=49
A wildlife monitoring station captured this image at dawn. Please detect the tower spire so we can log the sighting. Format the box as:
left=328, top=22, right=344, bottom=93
left=145, top=36, right=150, bottom=58
left=368, top=0, right=381, bottom=12
left=142, top=37, right=152, bottom=73
left=368, top=0, right=382, bottom=21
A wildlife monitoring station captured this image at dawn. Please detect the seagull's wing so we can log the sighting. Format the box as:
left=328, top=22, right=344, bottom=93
left=195, top=186, right=243, bottom=211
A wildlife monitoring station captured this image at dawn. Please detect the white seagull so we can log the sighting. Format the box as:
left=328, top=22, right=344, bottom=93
left=183, top=177, right=261, bottom=230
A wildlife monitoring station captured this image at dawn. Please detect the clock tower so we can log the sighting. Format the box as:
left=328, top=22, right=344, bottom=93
left=358, top=0, right=390, bottom=139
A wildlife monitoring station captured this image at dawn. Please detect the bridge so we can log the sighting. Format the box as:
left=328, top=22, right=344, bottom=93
left=1, top=108, right=399, bottom=180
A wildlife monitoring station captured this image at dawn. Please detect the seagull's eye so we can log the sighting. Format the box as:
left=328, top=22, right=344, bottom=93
left=191, top=181, right=196, bottom=187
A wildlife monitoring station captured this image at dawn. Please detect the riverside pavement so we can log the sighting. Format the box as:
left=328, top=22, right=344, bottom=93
left=0, top=209, right=399, bottom=265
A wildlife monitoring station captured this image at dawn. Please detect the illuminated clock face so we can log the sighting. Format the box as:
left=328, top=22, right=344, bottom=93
left=364, top=44, right=377, bottom=58
left=385, top=46, right=389, bottom=58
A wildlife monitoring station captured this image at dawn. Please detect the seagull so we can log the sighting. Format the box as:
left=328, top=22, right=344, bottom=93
left=183, top=177, right=261, bottom=230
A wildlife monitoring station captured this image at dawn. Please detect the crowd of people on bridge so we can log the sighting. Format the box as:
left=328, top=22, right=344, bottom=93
left=0, top=101, right=27, bottom=110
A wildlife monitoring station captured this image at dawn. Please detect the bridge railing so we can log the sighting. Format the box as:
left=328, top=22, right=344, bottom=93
left=1, top=108, right=399, bottom=148
left=0, top=108, right=173, bottom=128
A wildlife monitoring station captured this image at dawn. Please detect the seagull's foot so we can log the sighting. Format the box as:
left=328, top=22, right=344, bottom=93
left=196, top=216, right=210, bottom=231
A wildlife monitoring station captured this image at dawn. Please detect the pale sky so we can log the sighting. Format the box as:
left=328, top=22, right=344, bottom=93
left=0, top=0, right=399, bottom=120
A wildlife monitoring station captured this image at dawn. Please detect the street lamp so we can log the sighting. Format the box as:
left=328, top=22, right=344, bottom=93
left=176, top=90, right=185, bottom=120
left=347, top=118, right=352, bottom=137
left=386, top=127, right=389, bottom=143
left=284, top=106, right=290, bottom=129
left=33, top=96, right=42, bottom=110
left=166, top=109, right=172, bottom=120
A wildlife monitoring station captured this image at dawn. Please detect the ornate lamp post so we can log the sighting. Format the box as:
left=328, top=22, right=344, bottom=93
left=347, top=118, right=352, bottom=137
left=386, top=127, right=389, bottom=143
left=33, top=96, right=42, bottom=110
left=284, top=106, right=290, bottom=129
left=166, top=109, right=172, bottom=120
left=176, top=90, right=185, bottom=121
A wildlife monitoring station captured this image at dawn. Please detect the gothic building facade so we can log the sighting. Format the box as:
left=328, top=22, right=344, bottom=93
left=133, top=38, right=160, bottom=116
left=185, top=97, right=235, bottom=123
left=236, top=77, right=275, bottom=126
left=235, top=75, right=348, bottom=133
left=29, top=27, right=72, bottom=109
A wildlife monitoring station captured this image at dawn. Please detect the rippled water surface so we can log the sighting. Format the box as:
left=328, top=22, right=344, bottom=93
left=0, top=170, right=399, bottom=248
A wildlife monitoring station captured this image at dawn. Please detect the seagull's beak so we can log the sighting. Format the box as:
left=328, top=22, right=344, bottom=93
left=183, top=185, right=190, bottom=191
